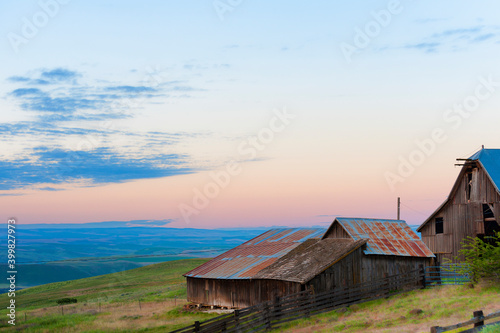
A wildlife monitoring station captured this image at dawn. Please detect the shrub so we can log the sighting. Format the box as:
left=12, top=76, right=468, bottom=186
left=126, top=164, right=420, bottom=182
left=453, top=232, right=500, bottom=284
left=56, top=298, right=78, bottom=305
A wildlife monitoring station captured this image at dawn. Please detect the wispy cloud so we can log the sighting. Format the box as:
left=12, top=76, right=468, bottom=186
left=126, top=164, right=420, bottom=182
left=38, top=187, right=64, bottom=191
left=0, top=67, right=206, bottom=192
left=431, top=27, right=483, bottom=38
left=0, top=146, right=193, bottom=190
left=40, top=68, right=80, bottom=82
left=398, top=25, right=500, bottom=53
left=8, top=68, right=80, bottom=86
left=6, top=68, right=173, bottom=122
left=21, top=219, right=175, bottom=229
left=404, top=42, right=441, bottom=53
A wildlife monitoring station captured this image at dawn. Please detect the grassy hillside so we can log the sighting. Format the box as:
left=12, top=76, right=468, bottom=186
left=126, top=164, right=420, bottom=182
left=2, top=259, right=499, bottom=332
left=272, top=282, right=500, bottom=333
left=0, top=258, right=215, bottom=332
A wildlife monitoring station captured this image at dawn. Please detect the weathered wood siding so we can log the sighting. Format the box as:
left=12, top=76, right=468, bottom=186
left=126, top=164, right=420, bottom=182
left=359, top=255, right=429, bottom=281
left=420, top=164, right=500, bottom=262
left=306, top=246, right=363, bottom=293
left=324, top=222, right=351, bottom=239
left=188, top=250, right=430, bottom=307
left=306, top=249, right=429, bottom=294
left=186, top=277, right=301, bottom=309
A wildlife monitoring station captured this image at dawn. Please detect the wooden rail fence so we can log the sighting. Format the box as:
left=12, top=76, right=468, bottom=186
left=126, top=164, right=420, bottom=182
left=170, top=268, right=425, bottom=333
left=431, top=310, right=500, bottom=333
left=424, top=264, right=471, bottom=286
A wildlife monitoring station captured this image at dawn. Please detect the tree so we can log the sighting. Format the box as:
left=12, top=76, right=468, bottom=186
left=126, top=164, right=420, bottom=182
left=454, top=231, right=500, bottom=284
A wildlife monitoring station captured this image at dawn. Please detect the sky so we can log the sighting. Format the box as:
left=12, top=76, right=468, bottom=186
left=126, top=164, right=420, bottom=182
left=1, top=0, right=500, bottom=229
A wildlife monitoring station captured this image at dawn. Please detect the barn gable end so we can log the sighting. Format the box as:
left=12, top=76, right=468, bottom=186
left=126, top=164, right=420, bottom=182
left=418, top=148, right=500, bottom=263
left=323, top=217, right=434, bottom=258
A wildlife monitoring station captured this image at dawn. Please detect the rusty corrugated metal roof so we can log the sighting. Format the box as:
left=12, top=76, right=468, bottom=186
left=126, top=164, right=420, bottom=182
left=331, top=218, right=434, bottom=258
left=183, top=228, right=325, bottom=279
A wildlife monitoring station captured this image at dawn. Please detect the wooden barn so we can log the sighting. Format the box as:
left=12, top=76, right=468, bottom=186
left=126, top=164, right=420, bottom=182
left=184, top=218, right=434, bottom=308
left=418, top=148, right=500, bottom=263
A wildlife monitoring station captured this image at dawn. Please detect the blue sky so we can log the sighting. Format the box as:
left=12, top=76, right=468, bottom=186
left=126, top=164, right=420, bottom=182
left=1, top=1, right=500, bottom=227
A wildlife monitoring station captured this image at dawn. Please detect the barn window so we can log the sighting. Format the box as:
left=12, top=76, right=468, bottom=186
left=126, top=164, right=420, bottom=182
left=435, top=217, right=444, bottom=234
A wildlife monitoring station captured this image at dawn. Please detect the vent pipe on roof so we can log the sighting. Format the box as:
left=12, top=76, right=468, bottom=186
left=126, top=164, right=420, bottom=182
left=397, top=197, right=400, bottom=220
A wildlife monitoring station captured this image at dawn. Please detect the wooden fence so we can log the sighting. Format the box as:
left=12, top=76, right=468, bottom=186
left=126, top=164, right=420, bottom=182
left=170, top=268, right=425, bottom=333
left=424, top=264, right=471, bottom=286
left=431, top=310, right=500, bottom=333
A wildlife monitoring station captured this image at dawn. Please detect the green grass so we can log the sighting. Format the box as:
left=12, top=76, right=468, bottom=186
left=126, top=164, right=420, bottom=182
left=482, top=323, right=500, bottom=333
left=0, top=258, right=209, bottom=312
left=0, top=258, right=211, bottom=332
left=270, top=282, right=500, bottom=333
left=2, top=259, right=499, bottom=332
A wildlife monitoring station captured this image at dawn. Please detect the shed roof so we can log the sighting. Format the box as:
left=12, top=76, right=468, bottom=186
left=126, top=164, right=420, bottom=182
left=253, top=238, right=367, bottom=283
left=183, top=228, right=326, bottom=279
left=324, top=218, right=434, bottom=258
left=418, top=148, right=500, bottom=231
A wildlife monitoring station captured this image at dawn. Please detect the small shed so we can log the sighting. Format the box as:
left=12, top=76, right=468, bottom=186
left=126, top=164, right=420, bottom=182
left=418, top=148, right=500, bottom=263
left=184, top=228, right=325, bottom=308
left=184, top=218, right=433, bottom=308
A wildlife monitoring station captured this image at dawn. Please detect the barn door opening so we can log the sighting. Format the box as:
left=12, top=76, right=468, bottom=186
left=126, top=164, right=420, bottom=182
left=466, top=172, right=473, bottom=201
left=482, top=204, right=500, bottom=244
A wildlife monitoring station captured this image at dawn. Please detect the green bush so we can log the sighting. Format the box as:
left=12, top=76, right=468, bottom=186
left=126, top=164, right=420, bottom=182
left=453, top=231, right=500, bottom=284
left=56, top=298, right=78, bottom=305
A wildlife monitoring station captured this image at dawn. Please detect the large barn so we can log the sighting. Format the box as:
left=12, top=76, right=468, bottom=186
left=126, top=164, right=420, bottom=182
left=184, top=218, right=434, bottom=308
left=418, top=148, right=500, bottom=263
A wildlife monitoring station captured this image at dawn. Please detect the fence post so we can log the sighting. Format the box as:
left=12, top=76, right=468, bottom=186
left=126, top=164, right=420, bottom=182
left=234, top=309, right=240, bottom=329
left=274, top=296, right=281, bottom=320
left=420, top=265, right=426, bottom=288
left=305, top=292, right=311, bottom=318
left=473, top=310, right=484, bottom=327
left=194, top=320, right=200, bottom=332
left=437, top=265, right=442, bottom=285
left=263, top=302, right=271, bottom=330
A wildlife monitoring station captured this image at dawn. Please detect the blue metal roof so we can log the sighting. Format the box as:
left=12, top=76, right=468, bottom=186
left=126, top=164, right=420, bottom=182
left=469, top=148, right=500, bottom=193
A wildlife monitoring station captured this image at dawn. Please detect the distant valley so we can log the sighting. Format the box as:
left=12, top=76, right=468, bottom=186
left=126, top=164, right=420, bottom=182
left=0, top=222, right=266, bottom=289
left=0, top=222, right=420, bottom=290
